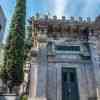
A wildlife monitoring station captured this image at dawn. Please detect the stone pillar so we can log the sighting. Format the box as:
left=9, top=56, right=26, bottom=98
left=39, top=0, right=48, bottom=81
left=36, top=43, right=48, bottom=100
left=89, top=35, right=100, bottom=100
left=28, top=48, right=39, bottom=100
left=29, top=34, right=48, bottom=100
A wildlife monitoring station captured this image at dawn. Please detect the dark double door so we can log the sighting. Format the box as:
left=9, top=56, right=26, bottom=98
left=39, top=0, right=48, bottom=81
left=62, top=68, right=79, bottom=100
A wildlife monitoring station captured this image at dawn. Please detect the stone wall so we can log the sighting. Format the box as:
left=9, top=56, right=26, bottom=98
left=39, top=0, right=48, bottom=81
left=89, top=35, right=100, bottom=100
left=47, top=62, right=96, bottom=100
left=29, top=31, right=100, bottom=100
left=29, top=42, right=48, bottom=100
left=0, top=94, right=19, bottom=100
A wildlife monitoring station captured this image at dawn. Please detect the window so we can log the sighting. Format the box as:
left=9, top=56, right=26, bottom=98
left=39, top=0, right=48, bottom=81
left=55, top=45, right=80, bottom=51
left=80, top=54, right=91, bottom=60
left=63, top=72, right=68, bottom=82
left=70, top=72, right=75, bottom=82
left=48, top=42, right=52, bottom=51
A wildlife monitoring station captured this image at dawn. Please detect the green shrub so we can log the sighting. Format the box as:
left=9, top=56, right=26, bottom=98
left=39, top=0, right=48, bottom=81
left=20, top=95, right=28, bottom=100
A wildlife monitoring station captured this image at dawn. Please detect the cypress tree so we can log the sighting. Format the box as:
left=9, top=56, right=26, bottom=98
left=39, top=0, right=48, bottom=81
left=1, top=0, right=26, bottom=91
left=24, top=20, right=32, bottom=61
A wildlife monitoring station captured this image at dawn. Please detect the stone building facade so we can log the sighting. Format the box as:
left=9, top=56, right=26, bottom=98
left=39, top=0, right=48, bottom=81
left=29, top=15, right=100, bottom=100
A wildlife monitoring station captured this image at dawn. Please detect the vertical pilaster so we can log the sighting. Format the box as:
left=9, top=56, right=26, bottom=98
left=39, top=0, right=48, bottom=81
left=29, top=42, right=48, bottom=100
left=29, top=48, right=39, bottom=100
left=36, top=43, right=48, bottom=99
left=89, top=34, right=100, bottom=100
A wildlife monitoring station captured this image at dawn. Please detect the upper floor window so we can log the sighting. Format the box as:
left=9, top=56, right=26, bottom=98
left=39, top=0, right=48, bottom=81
left=55, top=45, right=80, bottom=51
left=48, top=42, right=52, bottom=51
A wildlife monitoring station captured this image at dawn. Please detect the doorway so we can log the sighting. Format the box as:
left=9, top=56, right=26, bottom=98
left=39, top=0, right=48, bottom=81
left=62, top=68, right=79, bottom=100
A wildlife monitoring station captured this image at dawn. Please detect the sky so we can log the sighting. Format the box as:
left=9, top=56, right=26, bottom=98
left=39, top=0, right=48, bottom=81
left=0, top=0, right=100, bottom=41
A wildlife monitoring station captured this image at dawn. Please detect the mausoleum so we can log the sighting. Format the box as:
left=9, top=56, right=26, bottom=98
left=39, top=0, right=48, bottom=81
left=29, top=15, right=100, bottom=100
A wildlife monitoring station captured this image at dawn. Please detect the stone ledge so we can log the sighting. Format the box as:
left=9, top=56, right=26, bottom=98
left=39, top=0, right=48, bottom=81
left=0, top=94, right=19, bottom=100
left=28, top=97, right=47, bottom=100
left=88, top=97, right=97, bottom=100
left=0, top=93, right=17, bottom=96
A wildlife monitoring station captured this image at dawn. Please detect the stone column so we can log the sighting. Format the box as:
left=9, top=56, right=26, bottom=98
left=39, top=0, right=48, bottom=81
left=36, top=43, right=48, bottom=100
left=89, top=35, right=100, bottom=100
left=28, top=48, right=39, bottom=100
left=29, top=34, right=48, bottom=100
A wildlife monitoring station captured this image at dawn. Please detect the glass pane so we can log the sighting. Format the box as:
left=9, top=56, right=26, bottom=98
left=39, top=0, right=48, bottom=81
left=63, top=72, right=68, bottom=82
left=56, top=45, right=80, bottom=51
left=70, top=72, right=75, bottom=82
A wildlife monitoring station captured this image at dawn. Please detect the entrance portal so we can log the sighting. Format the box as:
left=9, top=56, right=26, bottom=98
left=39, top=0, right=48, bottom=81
left=62, top=68, right=79, bottom=100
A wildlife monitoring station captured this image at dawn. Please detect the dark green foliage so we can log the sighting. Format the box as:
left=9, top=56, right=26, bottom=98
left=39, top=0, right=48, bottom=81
left=24, top=25, right=32, bottom=61
left=0, top=0, right=26, bottom=88
left=20, top=95, right=28, bottom=100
